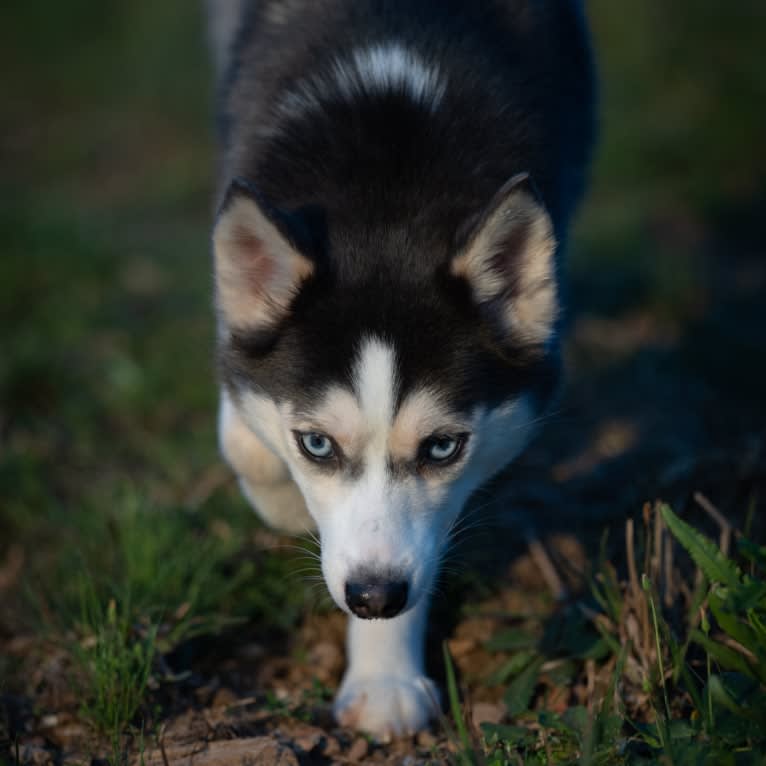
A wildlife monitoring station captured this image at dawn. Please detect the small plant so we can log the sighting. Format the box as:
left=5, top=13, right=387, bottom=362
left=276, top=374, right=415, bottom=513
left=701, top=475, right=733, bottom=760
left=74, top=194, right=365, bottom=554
left=72, top=593, right=155, bottom=764
left=659, top=504, right=766, bottom=749
left=23, top=493, right=317, bottom=763
left=443, top=641, right=479, bottom=766
left=263, top=678, right=334, bottom=723
left=466, top=499, right=766, bottom=764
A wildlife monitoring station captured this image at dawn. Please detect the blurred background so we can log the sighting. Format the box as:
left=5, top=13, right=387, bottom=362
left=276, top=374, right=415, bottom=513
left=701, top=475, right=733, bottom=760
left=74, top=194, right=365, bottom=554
left=1, top=0, right=765, bottom=761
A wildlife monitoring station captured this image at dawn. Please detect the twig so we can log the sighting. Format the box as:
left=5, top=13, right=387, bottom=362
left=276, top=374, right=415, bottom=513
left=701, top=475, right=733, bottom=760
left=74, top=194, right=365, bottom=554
left=625, top=519, right=641, bottom=606
left=525, top=532, right=567, bottom=601
left=586, top=659, right=596, bottom=713
left=642, top=502, right=652, bottom=585
left=159, top=722, right=170, bottom=766
left=663, top=533, right=675, bottom=608
left=694, top=492, right=733, bottom=556
left=540, top=725, right=553, bottom=764
left=718, top=634, right=758, bottom=664
left=652, top=503, right=663, bottom=586
left=625, top=517, right=650, bottom=659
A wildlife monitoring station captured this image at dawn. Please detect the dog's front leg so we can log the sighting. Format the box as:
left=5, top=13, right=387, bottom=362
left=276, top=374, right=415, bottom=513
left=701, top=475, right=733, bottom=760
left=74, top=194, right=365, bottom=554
left=218, top=391, right=316, bottom=534
left=334, top=596, right=440, bottom=739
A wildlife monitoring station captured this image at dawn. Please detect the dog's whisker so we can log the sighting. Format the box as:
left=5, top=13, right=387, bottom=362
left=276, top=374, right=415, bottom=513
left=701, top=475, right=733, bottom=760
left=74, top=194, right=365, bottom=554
left=302, top=528, right=322, bottom=548
left=445, top=500, right=496, bottom=533
left=277, top=544, right=323, bottom=561
left=285, top=551, right=323, bottom=561
left=447, top=515, right=490, bottom=541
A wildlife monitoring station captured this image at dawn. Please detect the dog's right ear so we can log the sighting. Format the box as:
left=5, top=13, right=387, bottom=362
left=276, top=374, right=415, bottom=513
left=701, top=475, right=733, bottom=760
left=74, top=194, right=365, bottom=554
left=451, top=173, right=558, bottom=347
left=213, top=179, right=315, bottom=331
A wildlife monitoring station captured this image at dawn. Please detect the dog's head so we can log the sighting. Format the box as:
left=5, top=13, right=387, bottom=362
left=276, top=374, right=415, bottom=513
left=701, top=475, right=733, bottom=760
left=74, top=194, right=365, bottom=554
left=213, top=175, right=561, bottom=618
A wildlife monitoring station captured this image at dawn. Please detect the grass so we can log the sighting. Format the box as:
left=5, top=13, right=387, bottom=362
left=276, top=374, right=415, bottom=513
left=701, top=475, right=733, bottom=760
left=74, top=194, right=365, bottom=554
left=442, top=501, right=766, bottom=765
left=1, top=0, right=765, bottom=764
left=73, top=595, right=156, bottom=761
left=15, top=490, right=318, bottom=763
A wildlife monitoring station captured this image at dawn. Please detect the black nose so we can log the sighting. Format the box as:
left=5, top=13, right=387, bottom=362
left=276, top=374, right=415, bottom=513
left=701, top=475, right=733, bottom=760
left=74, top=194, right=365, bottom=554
left=344, top=578, right=408, bottom=619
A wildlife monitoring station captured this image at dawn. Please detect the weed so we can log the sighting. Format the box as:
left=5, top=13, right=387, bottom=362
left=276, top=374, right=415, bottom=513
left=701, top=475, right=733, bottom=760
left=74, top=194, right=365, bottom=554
left=449, top=501, right=766, bottom=764
left=72, top=595, right=155, bottom=764
left=443, top=641, right=479, bottom=765
left=264, top=678, right=334, bottom=723
left=13, top=490, right=316, bottom=759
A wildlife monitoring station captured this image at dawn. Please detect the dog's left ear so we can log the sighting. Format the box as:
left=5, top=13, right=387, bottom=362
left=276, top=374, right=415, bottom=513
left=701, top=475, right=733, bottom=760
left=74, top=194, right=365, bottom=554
left=213, top=179, right=315, bottom=331
left=451, top=173, right=558, bottom=346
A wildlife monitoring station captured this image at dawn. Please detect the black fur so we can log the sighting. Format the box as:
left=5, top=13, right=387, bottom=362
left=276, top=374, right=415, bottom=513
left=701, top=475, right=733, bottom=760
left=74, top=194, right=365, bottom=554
left=215, top=0, right=596, bottom=416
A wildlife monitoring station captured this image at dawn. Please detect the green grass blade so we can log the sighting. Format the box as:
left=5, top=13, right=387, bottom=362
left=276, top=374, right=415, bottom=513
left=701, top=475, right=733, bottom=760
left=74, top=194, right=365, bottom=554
left=442, top=641, right=474, bottom=760
left=678, top=663, right=705, bottom=724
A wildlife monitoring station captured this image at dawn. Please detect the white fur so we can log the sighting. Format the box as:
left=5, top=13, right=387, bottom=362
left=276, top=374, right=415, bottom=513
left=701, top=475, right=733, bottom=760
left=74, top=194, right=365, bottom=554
left=335, top=597, right=440, bottom=739
left=355, top=337, right=397, bottom=433
left=335, top=43, right=447, bottom=111
left=277, top=42, right=447, bottom=121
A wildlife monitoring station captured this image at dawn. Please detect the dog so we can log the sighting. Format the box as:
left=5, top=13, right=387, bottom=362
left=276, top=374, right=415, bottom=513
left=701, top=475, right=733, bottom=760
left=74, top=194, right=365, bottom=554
left=208, top=0, right=595, bottom=738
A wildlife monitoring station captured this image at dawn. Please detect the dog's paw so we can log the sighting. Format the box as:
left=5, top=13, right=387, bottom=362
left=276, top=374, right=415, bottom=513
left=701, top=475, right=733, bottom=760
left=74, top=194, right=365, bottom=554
left=334, top=675, right=440, bottom=740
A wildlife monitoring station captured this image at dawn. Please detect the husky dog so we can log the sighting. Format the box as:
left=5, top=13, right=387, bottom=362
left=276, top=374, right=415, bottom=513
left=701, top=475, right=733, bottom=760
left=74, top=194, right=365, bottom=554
left=209, top=0, right=595, bottom=738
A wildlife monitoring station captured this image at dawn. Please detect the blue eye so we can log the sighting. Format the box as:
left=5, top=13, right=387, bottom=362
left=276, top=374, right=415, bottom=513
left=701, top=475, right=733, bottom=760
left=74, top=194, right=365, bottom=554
left=421, top=434, right=465, bottom=465
left=298, top=432, right=335, bottom=461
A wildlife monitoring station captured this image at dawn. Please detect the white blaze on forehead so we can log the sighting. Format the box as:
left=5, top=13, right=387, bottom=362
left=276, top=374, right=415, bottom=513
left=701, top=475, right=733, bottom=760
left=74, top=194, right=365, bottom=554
left=281, top=337, right=400, bottom=465
left=336, top=43, right=447, bottom=111
left=276, top=42, right=447, bottom=121
left=353, top=337, right=398, bottom=436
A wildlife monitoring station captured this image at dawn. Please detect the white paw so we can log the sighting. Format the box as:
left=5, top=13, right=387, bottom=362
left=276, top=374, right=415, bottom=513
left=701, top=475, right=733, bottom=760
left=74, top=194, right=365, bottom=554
left=334, top=675, right=440, bottom=740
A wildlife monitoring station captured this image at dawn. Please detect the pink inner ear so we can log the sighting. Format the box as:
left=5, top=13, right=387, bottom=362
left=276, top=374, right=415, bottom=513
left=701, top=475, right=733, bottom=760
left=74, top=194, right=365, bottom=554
left=232, top=226, right=276, bottom=294
left=489, top=221, right=529, bottom=281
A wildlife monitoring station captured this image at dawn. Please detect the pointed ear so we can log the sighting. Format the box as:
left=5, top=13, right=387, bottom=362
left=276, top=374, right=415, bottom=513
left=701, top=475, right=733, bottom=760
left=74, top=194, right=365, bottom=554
left=213, top=179, right=315, bottom=331
left=451, top=173, right=558, bottom=346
